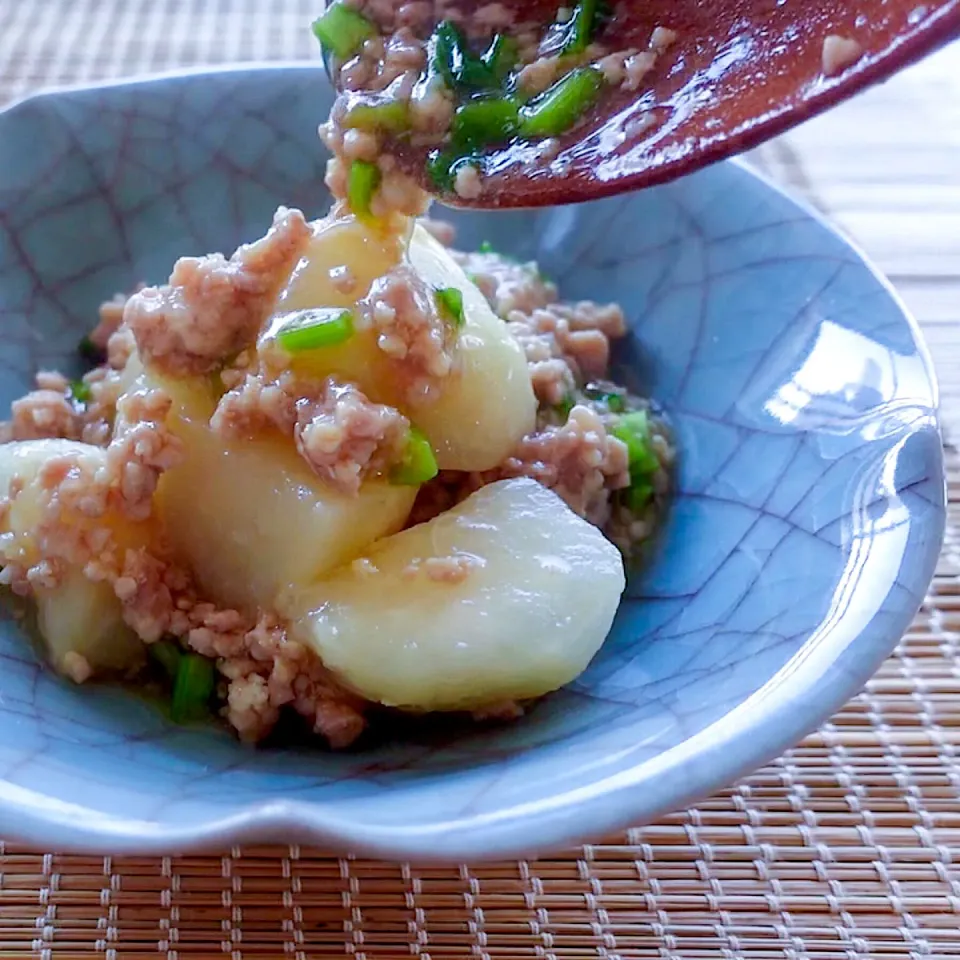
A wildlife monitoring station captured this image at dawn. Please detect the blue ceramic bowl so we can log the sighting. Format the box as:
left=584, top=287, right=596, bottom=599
left=0, top=66, right=944, bottom=858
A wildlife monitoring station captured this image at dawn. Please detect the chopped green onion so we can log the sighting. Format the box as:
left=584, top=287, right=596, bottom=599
left=277, top=309, right=355, bottom=353
left=431, top=20, right=472, bottom=89
left=312, top=2, right=375, bottom=60
left=613, top=410, right=659, bottom=514
left=519, top=67, right=604, bottom=138
left=559, top=0, right=609, bottom=55
left=171, top=653, right=216, bottom=723
left=343, top=100, right=411, bottom=134
left=624, top=479, right=654, bottom=512
left=612, top=410, right=660, bottom=476
left=78, top=335, right=104, bottom=365
left=435, top=287, right=465, bottom=328
left=585, top=384, right=626, bottom=413
left=427, top=149, right=453, bottom=190
left=453, top=97, right=519, bottom=148
left=391, top=427, right=438, bottom=486
left=478, top=240, right=496, bottom=254
left=69, top=379, right=92, bottom=405
left=482, top=33, right=519, bottom=82
left=430, top=21, right=510, bottom=92
left=149, top=639, right=182, bottom=682
left=347, top=159, right=380, bottom=219
left=555, top=394, right=576, bottom=419
left=426, top=147, right=465, bottom=191
left=459, top=55, right=499, bottom=90
left=426, top=148, right=487, bottom=194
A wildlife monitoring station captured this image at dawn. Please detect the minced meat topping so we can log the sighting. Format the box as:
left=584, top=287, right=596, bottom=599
left=358, top=263, right=457, bottom=403
left=126, top=207, right=311, bottom=377
left=316, top=1, right=680, bottom=209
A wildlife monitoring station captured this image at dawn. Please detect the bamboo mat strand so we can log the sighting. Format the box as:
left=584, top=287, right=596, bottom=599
left=0, top=1, right=959, bottom=956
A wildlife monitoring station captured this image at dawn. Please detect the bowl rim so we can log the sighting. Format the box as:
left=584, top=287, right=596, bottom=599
left=0, top=64, right=946, bottom=859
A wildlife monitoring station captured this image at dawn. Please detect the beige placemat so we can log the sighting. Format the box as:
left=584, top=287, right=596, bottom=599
left=1, top=2, right=959, bottom=956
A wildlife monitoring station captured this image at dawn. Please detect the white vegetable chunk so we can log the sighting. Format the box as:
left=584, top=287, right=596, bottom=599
left=0, top=439, right=145, bottom=676
left=263, top=215, right=536, bottom=471
left=36, top=569, right=142, bottom=676
left=134, top=372, right=418, bottom=614
left=407, top=226, right=538, bottom=472
left=291, top=478, right=625, bottom=712
left=158, top=418, right=418, bottom=613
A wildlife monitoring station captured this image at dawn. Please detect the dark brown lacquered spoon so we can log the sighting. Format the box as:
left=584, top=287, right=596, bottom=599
left=326, top=0, right=960, bottom=208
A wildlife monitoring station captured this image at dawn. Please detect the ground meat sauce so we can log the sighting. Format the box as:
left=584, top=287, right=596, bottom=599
left=125, top=207, right=312, bottom=377
left=358, top=262, right=458, bottom=402
left=316, top=1, right=679, bottom=207
left=293, top=380, right=410, bottom=495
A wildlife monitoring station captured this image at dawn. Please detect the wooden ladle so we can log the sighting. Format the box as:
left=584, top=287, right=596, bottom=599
left=328, top=0, right=960, bottom=208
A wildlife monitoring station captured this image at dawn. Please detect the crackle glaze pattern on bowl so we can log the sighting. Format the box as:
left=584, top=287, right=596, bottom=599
left=0, top=66, right=945, bottom=859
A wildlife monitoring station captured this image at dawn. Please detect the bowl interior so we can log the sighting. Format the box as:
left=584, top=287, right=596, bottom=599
left=0, top=66, right=944, bottom=856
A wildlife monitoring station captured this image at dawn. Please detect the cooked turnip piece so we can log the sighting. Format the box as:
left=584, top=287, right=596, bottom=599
left=407, top=226, right=537, bottom=472
left=291, top=478, right=625, bottom=712
left=0, top=439, right=145, bottom=676
left=128, top=373, right=418, bottom=614
left=263, top=215, right=536, bottom=471
left=36, top=569, right=142, bottom=677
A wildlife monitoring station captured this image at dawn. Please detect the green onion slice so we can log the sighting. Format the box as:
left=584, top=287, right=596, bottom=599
left=426, top=148, right=463, bottom=191
left=555, top=394, right=576, bottom=419
left=149, top=639, right=182, bottom=682
left=430, top=21, right=486, bottom=90
left=624, top=479, right=654, bottom=512
left=69, top=379, right=92, bottom=405
left=435, top=287, right=465, bottom=328
left=171, top=653, right=216, bottom=723
left=518, top=67, right=604, bottom=138
left=426, top=149, right=453, bottom=190
left=312, top=2, right=375, bottom=60
left=347, top=159, right=381, bottom=219
left=611, top=410, right=660, bottom=476
left=559, top=0, right=609, bottom=54
left=430, top=22, right=519, bottom=92
left=453, top=97, right=519, bottom=148
left=483, top=33, right=519, bottom=82
left=276, top=309, right=355, bottom=353
left=391, top=427, right=439, bottom=486
left=343, top=99, right=411, bottom=133
left=431, top=20, right=469, bottom=88
left=612, top=410, right=660, bottom=514
left=458, top=57, right=498, bottom=90
left=584, top=383, right=626, bottom=413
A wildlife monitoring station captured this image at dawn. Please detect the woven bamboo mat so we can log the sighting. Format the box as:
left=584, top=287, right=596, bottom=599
left=1, top=2, right=959, bottom=956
